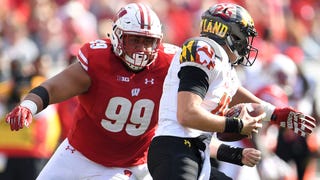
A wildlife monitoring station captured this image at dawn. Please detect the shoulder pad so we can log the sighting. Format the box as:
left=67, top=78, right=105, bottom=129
left=179, top=37, right=223, bottom=69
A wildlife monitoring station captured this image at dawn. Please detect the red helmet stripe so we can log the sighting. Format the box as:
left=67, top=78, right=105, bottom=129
left=137, top=3, right=151, bottom=30
left=145, top=5, right=151, bottom=30
left=137, top=4, right=145, bottom=29
left=114, top=8, right=127, bottom=22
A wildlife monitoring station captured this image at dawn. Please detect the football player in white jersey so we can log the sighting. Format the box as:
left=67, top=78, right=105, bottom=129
left=147, top=3, right=317, bottom=180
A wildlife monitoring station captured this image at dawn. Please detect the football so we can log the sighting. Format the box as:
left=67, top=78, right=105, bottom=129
left=216, top=103, right=265, bottom=142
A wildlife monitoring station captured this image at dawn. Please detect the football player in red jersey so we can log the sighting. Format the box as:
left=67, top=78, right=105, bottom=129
left=147, top=3, right=317, bottom=180
left=4, top=3, right=180, bottom=179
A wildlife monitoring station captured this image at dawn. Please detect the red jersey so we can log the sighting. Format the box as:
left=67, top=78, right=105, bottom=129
left=70, top=38, right=179, bottom=167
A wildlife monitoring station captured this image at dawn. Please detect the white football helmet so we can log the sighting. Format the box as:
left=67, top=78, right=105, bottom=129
left=111, top=3, right=163, bottom=71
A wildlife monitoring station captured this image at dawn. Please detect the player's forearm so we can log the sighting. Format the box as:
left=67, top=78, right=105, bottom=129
left=21, top=93, right=45, bottom=114
left=21, top=86, right=50, bottom=114
left=177, top=104, right=227, bottom=132
left=232, top=86, right=275, bottom=121
left=230, top=86, right=263, bottom=106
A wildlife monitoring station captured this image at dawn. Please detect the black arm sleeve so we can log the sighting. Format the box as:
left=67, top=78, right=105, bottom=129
left=217, top=144, right=244, bottom=166
left=178, top=66, right=209, bottom=99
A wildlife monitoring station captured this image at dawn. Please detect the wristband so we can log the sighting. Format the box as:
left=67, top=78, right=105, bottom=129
left=224, top=117, right=243, bottom=133
left=20, top=100, right=37, bottom=115
left=260, top=101, right=276, bottom=122
left=217, top=144, right=244, bottom=166
left=30, top=86, right=49, bottom=110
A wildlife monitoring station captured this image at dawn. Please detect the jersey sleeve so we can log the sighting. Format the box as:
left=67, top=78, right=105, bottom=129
left=178, top=66, right=209, bottom=99
left=76, top=39, right=111, bottom=72
left=179, top=38, right=221, bottom=77
left=77, top=42, right=90, bottom=72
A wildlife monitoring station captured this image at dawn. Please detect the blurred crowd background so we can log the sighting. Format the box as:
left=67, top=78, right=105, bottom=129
left=0, top=0, right=319, bottom=180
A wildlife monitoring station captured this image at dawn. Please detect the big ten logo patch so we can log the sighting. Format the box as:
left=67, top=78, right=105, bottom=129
left=117, top=75, right=130, bottom=82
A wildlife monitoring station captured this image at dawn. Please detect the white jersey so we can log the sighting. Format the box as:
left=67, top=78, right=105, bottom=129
left=155, top=37, right=240, bottom=138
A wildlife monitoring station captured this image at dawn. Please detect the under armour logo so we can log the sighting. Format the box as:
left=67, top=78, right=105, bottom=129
left=131, top=88, right=140, bottom=96
left=184, top=139, right=191, bottom=148
left=145, top=78, right=154, bottom=85
left=65, top=145, right=76, bottom=153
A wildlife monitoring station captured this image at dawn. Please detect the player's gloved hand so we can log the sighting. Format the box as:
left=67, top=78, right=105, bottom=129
left=271, top=107, right=317, bottom=137
left=5, top=106, right=33, bottom=131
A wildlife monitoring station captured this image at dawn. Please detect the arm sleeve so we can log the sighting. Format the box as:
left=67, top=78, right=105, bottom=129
left=178, top=66, right=209, bottom=99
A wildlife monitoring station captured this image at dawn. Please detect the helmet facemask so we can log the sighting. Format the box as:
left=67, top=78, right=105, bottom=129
left=226, top=24, right=258, bottom=66
left=122, top=34, right=161, bottom=71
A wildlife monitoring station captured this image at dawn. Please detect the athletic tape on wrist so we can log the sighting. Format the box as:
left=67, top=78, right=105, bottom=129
left=30, top=86, right=49, bottom=110
left=20, top=100, right=37, bottom=115
left=217, top=144, right=244, bottom=166
left=260, top=101, right=276, bottom=122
